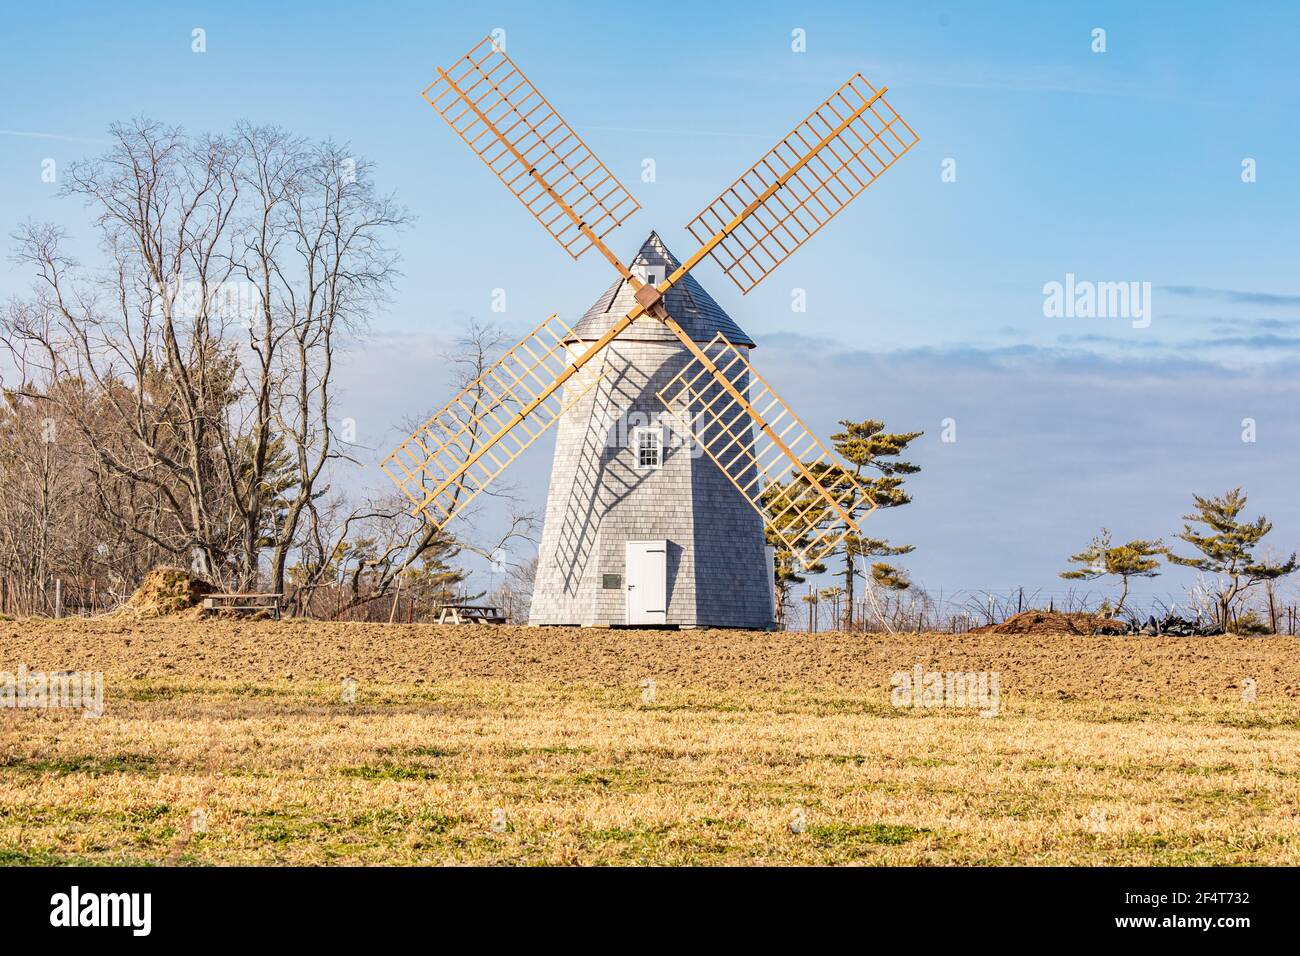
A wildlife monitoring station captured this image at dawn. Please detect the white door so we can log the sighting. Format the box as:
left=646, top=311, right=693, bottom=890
left=625, top=540, right=668, bottom=625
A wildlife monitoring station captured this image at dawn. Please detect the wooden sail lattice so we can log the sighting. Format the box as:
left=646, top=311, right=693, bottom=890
left=656, top=332, right=875, bottom=565
left=391, top=39, right=917, bottom=551
left=685, top=74, right=919, bottom=294
left=422, top=36, right=640, bottom=260
left=381, top=313, right=606, bottom=526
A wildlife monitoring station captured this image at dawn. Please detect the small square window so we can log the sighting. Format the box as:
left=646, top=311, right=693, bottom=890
left=634, top=426, right=662, bottom=469
left=634, top=265, right=663, bottom=287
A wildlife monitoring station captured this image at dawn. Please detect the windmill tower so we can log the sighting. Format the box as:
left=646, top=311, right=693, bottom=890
left=381, top=37, right=919, bottom=627
left=530, top=231, right=770, bottom=627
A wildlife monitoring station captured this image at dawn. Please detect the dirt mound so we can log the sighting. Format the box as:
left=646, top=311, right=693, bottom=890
left=117, top=567, right=216, bottom=618
left=970, top=610, right=1127, bottom=636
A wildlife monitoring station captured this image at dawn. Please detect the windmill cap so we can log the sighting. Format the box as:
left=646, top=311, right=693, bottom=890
left=569, top=231, right=755, bottom=347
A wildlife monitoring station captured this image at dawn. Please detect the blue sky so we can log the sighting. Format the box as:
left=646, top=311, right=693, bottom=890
left=2, top=1, right=1298, bottom=609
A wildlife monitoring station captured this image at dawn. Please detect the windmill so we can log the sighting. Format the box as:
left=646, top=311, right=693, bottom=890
left=382, top=36, right=919, bottom=628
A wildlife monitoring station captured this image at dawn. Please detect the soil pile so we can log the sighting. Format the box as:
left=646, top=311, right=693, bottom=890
left=117, top=567, right=216, bottom=618
left=970, top=610, right=1127, bottom=636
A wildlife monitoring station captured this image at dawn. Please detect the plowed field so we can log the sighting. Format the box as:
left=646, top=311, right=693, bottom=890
left=2, top=619, right=1296, bottom=865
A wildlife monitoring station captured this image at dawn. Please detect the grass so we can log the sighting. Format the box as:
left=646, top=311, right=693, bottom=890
left=2, top=677, right=1298, bottom=865
left=1, top=752, right=159, bottom=776
left=1, top=621, right=1298, bottom=865
left=808, top=822, right=929, bottom=844
left=338, top=763, right=440, bottom=781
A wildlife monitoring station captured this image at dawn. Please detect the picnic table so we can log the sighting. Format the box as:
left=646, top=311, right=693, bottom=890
left=436, top=604, right=507, bottom=625
left=202, top=592, right=283, bottom=620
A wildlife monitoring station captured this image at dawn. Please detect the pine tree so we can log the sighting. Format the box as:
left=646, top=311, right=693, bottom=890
left=1165, top=488, right=1296, bottom=629
left=807, top=420, right=922, bottom=628
left=1059, top=528, right=1162, bottom=617
left=397, top=532, right=477, bottom=609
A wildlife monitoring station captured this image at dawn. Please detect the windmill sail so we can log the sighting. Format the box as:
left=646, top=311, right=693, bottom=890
left=393, top=37, right=917, bottom=552
left=685, top=74, right=919, bottom=294
left=655, top=331, right=875, bottom=566
left=382, top=313, right=607, bottom=526
left=422, top=36, right=640, bottom=262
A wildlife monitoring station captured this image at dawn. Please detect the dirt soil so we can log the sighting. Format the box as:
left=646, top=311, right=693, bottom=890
left=112, top=567, right=215, bottom=618
left=3, top=617, right=1296, bottom=701
left=969, top=610, right=1127, bottom=637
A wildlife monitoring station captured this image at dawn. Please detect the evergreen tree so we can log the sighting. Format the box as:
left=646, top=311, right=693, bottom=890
left=1059, top=528, right=1162, bottom=617
left=402, top=533, right=478, bottom=608
left=807, top=419, right=922, bottom=628
left=1165, top=488, right=1296, bottom=629
left=819, top=585, right=845, bottom=630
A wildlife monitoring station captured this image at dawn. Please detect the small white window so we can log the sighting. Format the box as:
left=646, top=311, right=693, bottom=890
left=633, top=426, right=662, bottom=469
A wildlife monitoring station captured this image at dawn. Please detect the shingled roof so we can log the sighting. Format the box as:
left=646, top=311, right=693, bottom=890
left=569, top=232, right=755, bottom=347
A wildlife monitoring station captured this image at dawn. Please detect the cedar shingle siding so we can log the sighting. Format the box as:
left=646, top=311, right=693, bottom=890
left=530, top=234, right=772, bottom=628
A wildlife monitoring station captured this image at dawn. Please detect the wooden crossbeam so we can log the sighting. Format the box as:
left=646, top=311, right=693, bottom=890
left=655, top=328, right=876, bottom=567
left=382, top=313, right=611, bottom=526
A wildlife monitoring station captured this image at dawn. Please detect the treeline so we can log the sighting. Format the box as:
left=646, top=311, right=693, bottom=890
left=0, top=120, right=519, bottom=617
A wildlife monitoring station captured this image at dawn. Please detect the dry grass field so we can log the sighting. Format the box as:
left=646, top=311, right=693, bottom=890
left=2, top=618, right=1298, bottom=865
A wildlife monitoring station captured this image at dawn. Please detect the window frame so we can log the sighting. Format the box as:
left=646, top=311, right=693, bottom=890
left=632, top=425, right=664, bottom=470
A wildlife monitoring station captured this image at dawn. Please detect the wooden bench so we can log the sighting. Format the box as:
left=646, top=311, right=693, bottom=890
left=202, top=593, right=283, bottom=620
left=436, top=604, right=507, bottom=625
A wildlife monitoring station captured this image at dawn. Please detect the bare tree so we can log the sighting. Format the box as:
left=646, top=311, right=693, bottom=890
left=225, top=127, right=407, bottom=594
left=283, top=319, right=537, bottom=616
left=494, top=555, right=538, bottom=623
left=0, top=119, right=540, bottom=617
left=2, top=119, right=248, bottom=580
left=1, top=119, right=409, bottom=597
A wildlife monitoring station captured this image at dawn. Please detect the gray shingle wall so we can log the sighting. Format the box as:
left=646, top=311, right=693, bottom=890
left=529, top=338, right=772, bottom=629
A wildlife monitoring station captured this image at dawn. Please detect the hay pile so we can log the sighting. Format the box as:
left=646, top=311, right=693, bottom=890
left=117, top=567, right=216, bottom=618
left=970, top=610, right=1127, bottom=636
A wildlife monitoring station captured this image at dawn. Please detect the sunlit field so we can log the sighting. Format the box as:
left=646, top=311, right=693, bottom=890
left=2, top=620, right=1297, bottom=865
